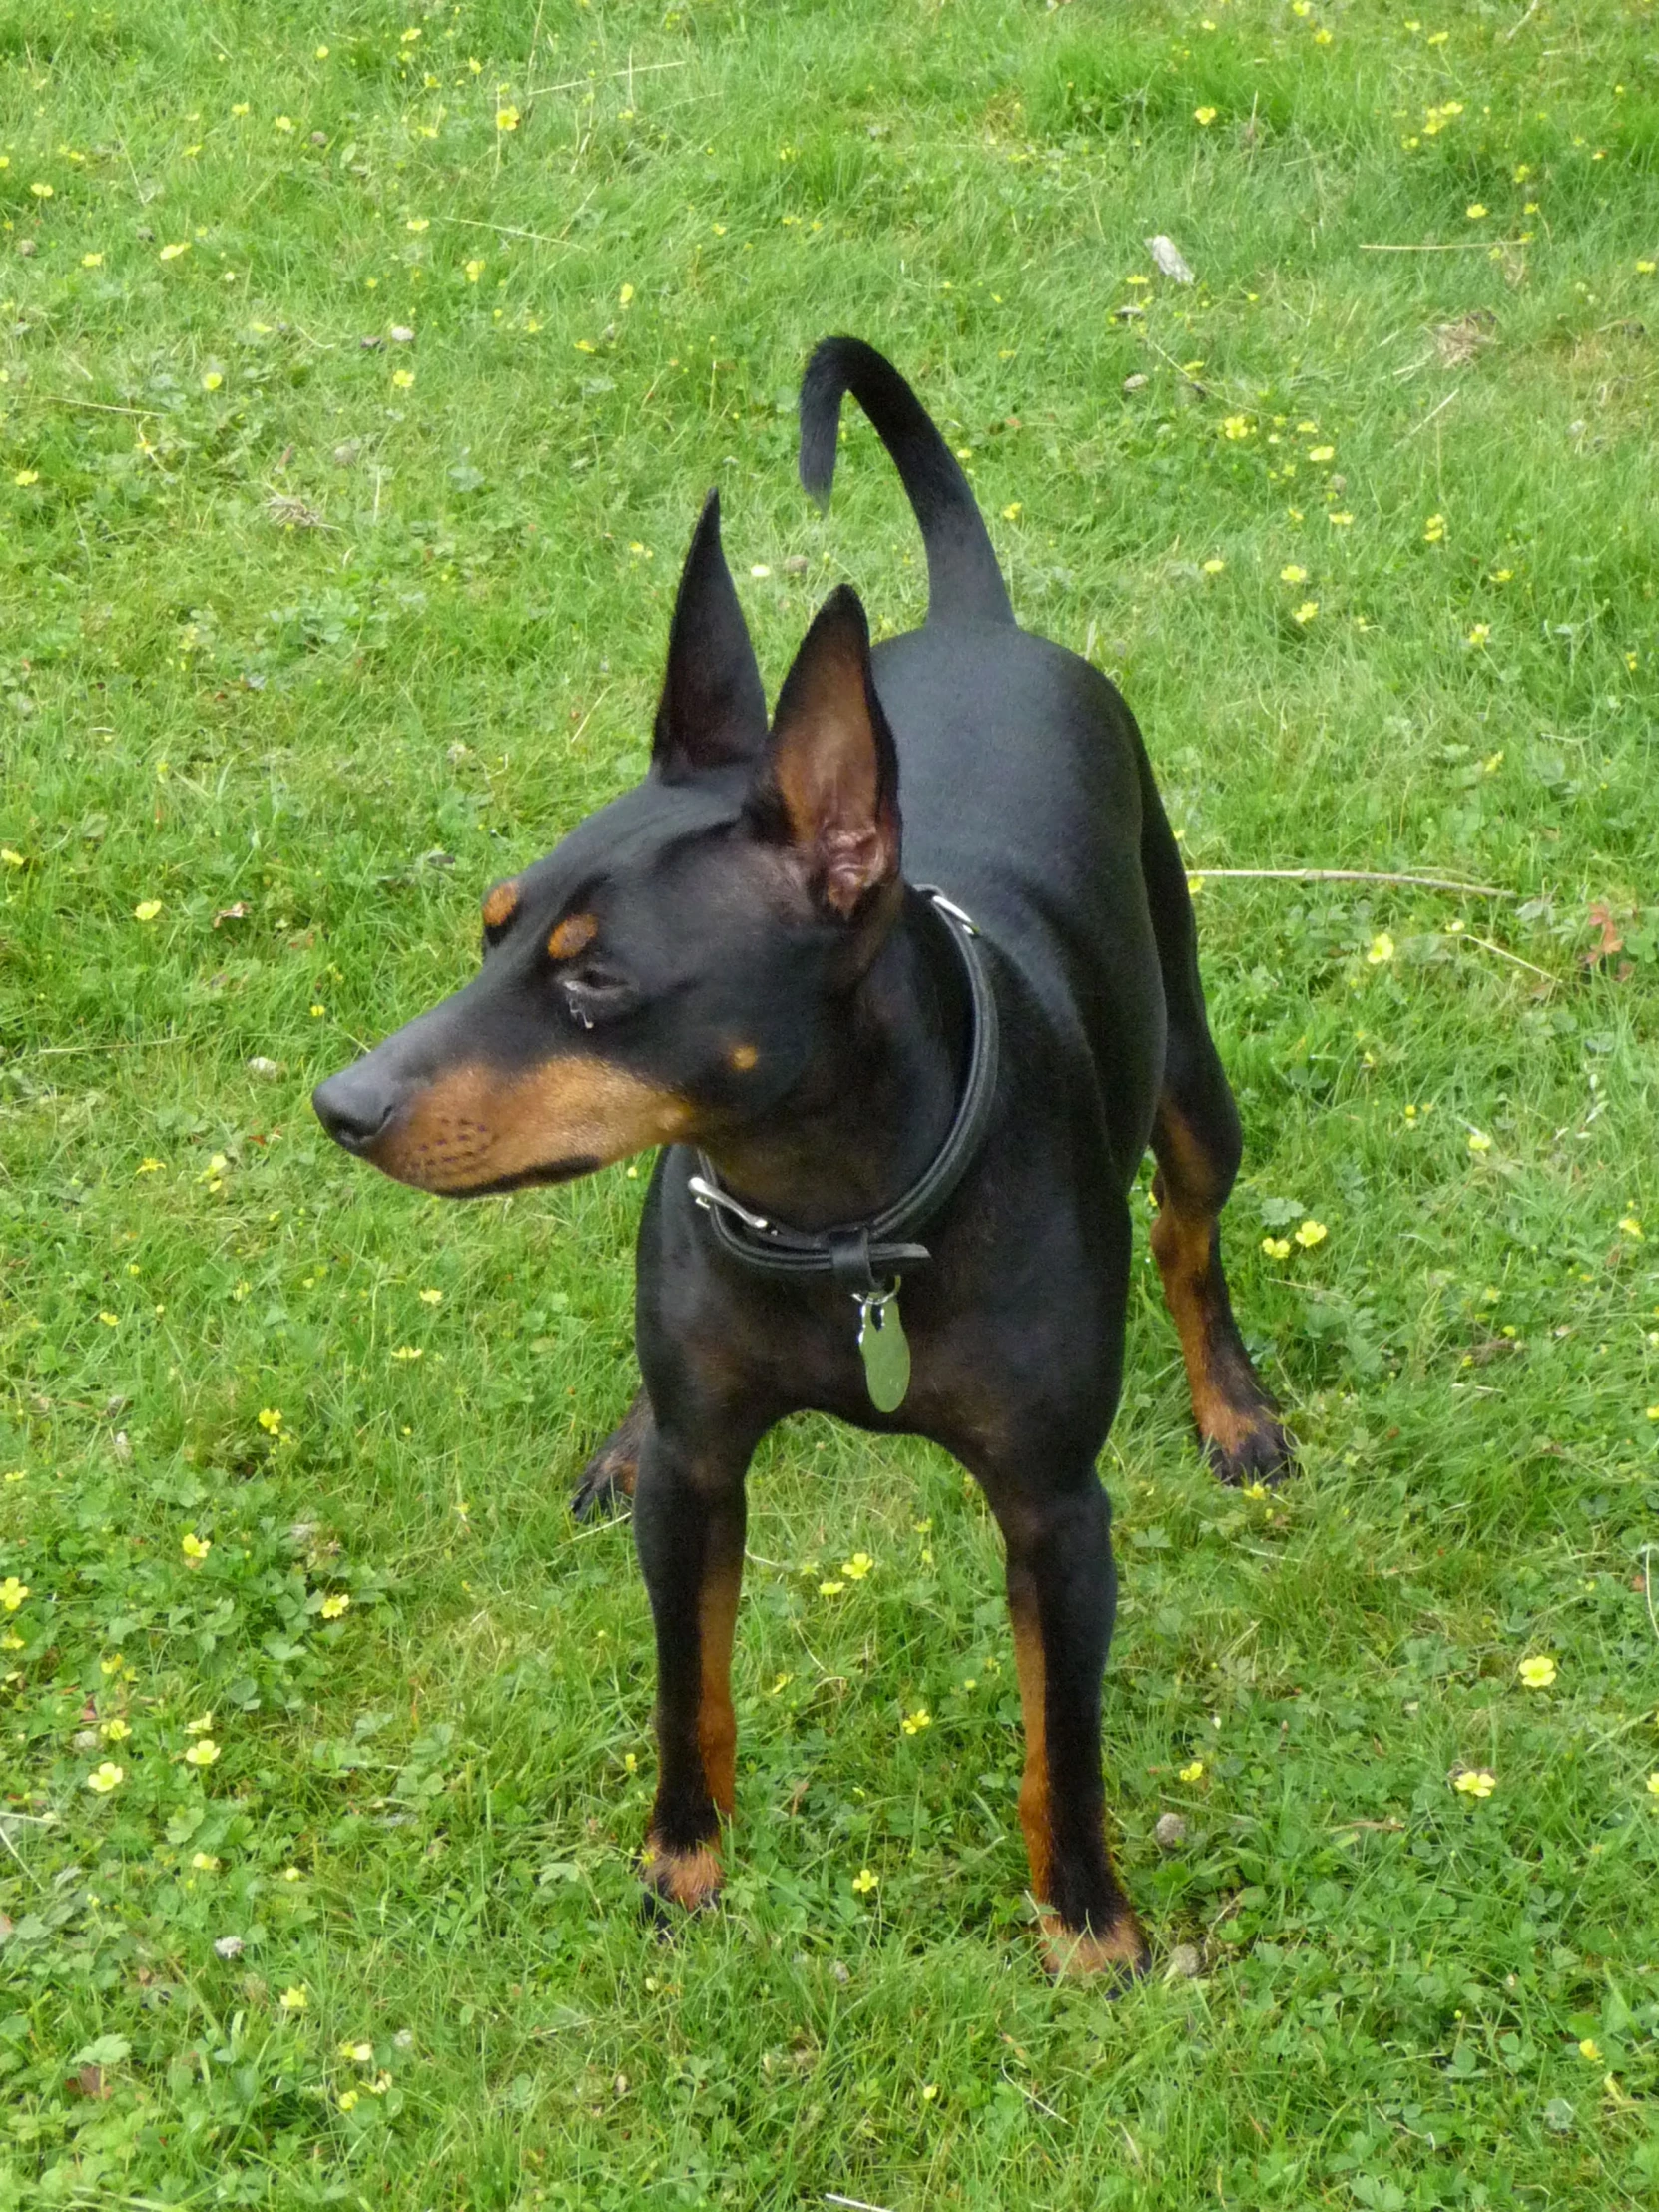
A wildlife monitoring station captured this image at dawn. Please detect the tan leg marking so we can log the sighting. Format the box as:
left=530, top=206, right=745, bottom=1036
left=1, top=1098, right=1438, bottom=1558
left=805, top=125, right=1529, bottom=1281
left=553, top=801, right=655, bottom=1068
left=1038, top=1910, right=1150, bottom=1980
left=641, top=1841, right=724, bottom=1911
left=696, top=1558, right=742, bottom=1819
left=1011, top=1604, right=1052, bottom=1905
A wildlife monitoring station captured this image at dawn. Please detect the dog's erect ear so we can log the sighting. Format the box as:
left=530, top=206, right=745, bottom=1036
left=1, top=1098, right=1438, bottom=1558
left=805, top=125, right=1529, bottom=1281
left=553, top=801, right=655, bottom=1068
left=651, top=490, right=769, bottom=781
left=752, top=585, right=900, bottom=919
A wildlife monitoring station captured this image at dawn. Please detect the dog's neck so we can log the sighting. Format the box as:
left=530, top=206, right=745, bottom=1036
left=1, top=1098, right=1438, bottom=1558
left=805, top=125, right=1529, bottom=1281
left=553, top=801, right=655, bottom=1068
left=696, top=895, right=967, bottom=1234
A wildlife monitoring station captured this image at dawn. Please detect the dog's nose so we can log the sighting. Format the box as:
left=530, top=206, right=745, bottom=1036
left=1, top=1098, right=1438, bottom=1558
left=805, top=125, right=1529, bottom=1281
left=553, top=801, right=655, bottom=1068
left=312, top=1066, right=396, bottom=1154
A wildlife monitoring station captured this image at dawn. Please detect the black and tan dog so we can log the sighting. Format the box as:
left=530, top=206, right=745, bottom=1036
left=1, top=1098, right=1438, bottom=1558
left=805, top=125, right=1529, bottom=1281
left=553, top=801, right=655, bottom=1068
left=313, top=338, right=1291, bottom=1977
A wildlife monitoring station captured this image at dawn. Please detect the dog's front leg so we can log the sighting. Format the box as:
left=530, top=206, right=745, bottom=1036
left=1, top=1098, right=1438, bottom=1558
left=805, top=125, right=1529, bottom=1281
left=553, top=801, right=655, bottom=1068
left=631, top=1422, right=754, bottom=1916
left=986, top=1470, right=1150, bottom=1982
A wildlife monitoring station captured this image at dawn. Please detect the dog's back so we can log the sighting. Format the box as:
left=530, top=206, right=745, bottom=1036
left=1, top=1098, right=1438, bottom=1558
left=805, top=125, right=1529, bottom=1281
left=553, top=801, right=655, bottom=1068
left=802, top=338, right=1163, bottom=1164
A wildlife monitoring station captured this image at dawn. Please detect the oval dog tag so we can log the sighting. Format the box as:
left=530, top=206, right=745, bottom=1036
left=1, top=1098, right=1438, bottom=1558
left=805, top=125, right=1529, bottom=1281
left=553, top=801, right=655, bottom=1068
left=857, top=1292, right=910, bottom=1413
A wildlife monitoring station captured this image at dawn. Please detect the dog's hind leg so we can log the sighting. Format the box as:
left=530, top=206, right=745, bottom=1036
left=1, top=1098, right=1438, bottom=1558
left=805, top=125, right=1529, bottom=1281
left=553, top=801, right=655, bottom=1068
left=1135, top=736, right=1294, bottom=1485
left=571, top=1384, right=652, bottom=1520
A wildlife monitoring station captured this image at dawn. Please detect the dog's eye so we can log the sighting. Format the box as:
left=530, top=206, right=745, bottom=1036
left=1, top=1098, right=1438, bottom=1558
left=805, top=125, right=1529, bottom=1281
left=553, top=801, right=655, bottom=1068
left=560, top=968, right=638, bottom=1032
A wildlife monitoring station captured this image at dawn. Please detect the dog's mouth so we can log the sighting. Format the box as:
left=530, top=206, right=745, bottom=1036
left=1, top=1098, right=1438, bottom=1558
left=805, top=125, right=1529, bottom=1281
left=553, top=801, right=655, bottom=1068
left=439, top=1156, right=602, bottom=1198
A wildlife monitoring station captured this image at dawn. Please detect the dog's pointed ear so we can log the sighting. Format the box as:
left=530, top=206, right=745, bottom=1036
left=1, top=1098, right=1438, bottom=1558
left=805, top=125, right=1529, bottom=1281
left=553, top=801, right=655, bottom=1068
left=651, top=490, right=769, bottom=781
left=751, top=585, right=900, bottom=920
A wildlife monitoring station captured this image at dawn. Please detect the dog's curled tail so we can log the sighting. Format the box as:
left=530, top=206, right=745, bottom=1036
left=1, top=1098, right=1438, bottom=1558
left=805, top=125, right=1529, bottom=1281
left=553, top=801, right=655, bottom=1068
left=800, top=336, right=1015, bottom=630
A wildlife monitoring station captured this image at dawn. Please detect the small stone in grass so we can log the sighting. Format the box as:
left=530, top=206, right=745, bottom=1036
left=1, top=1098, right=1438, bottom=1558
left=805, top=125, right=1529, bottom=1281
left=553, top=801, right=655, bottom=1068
left=1165, top=1942, right=1203, bottom=1980
left=1154, top=1811, right=1188, bottom=1850
left=247, top=1056, right=282, bottom=1080
left=1123, top=373, right=1150, bottom=393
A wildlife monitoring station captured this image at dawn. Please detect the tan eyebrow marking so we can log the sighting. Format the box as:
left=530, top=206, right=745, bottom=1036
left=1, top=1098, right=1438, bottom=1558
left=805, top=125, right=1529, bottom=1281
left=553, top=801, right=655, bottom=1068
left=481, top=880, right=519, bottom=930
left=548, top=911, right=599, bottom=961
left=728, top=1042, right=759, bottom=1072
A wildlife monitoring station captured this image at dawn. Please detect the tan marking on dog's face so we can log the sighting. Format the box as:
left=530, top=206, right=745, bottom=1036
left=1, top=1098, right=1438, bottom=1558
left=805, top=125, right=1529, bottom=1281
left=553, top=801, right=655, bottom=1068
left=727, top=1041, right=759, bottom=1073
left=547, top=910, right=599, bottom=961
left=481, top=879, right=519, bottom=931
left=369, top=1057, right=690, bottom=1192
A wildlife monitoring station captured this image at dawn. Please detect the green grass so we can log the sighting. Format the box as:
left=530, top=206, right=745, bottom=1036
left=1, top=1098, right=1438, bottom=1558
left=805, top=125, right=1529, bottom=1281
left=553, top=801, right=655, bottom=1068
left=2, top=0, right=1658, bottom=2204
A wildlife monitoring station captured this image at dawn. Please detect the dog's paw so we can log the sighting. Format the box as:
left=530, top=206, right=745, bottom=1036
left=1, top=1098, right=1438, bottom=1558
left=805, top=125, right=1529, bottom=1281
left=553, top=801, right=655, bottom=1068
left=1038, top=1906, right=1150, bottom=1985
left=570, top=1443, right=637, bottom=1522
left=570, top=1392, right=652, bottom=1521
left=1203, top=1405, right=1295, bottom=1488
left=639, top=1839, right=724, bottom=1920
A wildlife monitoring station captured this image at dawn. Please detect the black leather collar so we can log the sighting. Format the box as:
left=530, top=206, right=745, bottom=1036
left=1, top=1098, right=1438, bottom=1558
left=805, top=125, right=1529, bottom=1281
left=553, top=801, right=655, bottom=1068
left=687, top=887, right=1000, bottom=1298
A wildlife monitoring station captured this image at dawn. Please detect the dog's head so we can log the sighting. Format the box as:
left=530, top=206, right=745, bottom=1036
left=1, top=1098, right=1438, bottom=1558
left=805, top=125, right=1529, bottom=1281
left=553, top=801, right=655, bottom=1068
left=312, top=493, right=902, bottom=1196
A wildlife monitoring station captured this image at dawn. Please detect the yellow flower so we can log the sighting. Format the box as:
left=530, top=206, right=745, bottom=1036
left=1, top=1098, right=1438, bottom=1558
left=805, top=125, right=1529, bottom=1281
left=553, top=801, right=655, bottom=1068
left=1202, top=557, right=1225, bottom=574
left=900, top=1707, right=931, bottom=1735
left=1294, top=1219, right=1327, bottom=1249
left=1367, top=932, right=1394, bottom=965
left=202, top=370, right=222, bottom=391
left=1194, top=106, right=1217, bottom=126
left=818, top=1580, right=845, bottom=1597
left=1308, top=445, right=1334, bottom=463
left=320, top=1593, right=351, bottom=1620
left=309, top=1002, right=325, bottom=1018
left=1639, top=261, right=1657, bottom=276
left=278, top=1985, right=308, bottom=2011
left=134, top=899, right=163, bottom=922
left=181, top=1531, right=211, bottom=1563
left=418, top=1287, right=444, bottom=1304
left=1579, top=2038, right=1601, bottom=2062
left=769, top=1671, right=792, bottom=1694
left=1453, top=1768, right=1495, bottom=1798
left=1647, top=1774, right=1659, bottom=1796
left=1261, top=1236, right=1291, bottom=1260
left=390, top=1344, right=423, bottom=1361
left=184, top=1738, right=221, bottom=1767
left=1466, top=204, right=1487, bottom=220
left=618, top=282, right=634, bottom=305
left=340, top=2040, right=374, bottom=2063
left=1466, top=623, right=1490, bottom=646
left=192, top=1851, right=221, bottom=1871
left=1423, top=513, right=1446, bottom=543
left=0, top=1577, right=28, bottom=1611
left=1467, top=1129, right=1492, bottom=1154
left=391, top=368, right=414, bottom=389
left=159, top=242, right=190, bottom=261
left=99, top=1311, right=120, bottom=1327
left=465, top=258, right=485, bottom=282
left=1293, top=601, right=1320, bottom=624
left=851, top=1867, right=878, bottom=1894
left=1178, top=1759, right=1205, bottom=1783
left=1517, top=1655, right=1557, bottom=1688
left=1001, top=501, right=1023, bottom=520
left=102, top=1717, right=130, bottom=1741
left=138, top=1157, right=164, bottom=1174
left=842, top=1552, right=873, bottom=1580
left=338, top=2088, right=360, bottom=2111
left=232, top=102, right=250, bottom=117
left=1617, top=1216, right=1642, bottom=1240
left=496, top=105, right=520, bottom=132
left=274, top=115, right=294, bottom=132
left=30, top=181, right=55, bottom=199
left=1280, top=564, right=1307, bottom=585
left=1, top=847, right=24, bottom=866
left=86, top=1762, right=124, bottom=1793
left=82, top=251, right=104, bottom=267
left=258, top=1407, right=282, bottom=1433
left=1221, top=414, right=1252, bottom=440
left=185, top=1712, right=214, bottom=1734
left=1313, top=24, right=1333, bottom=40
